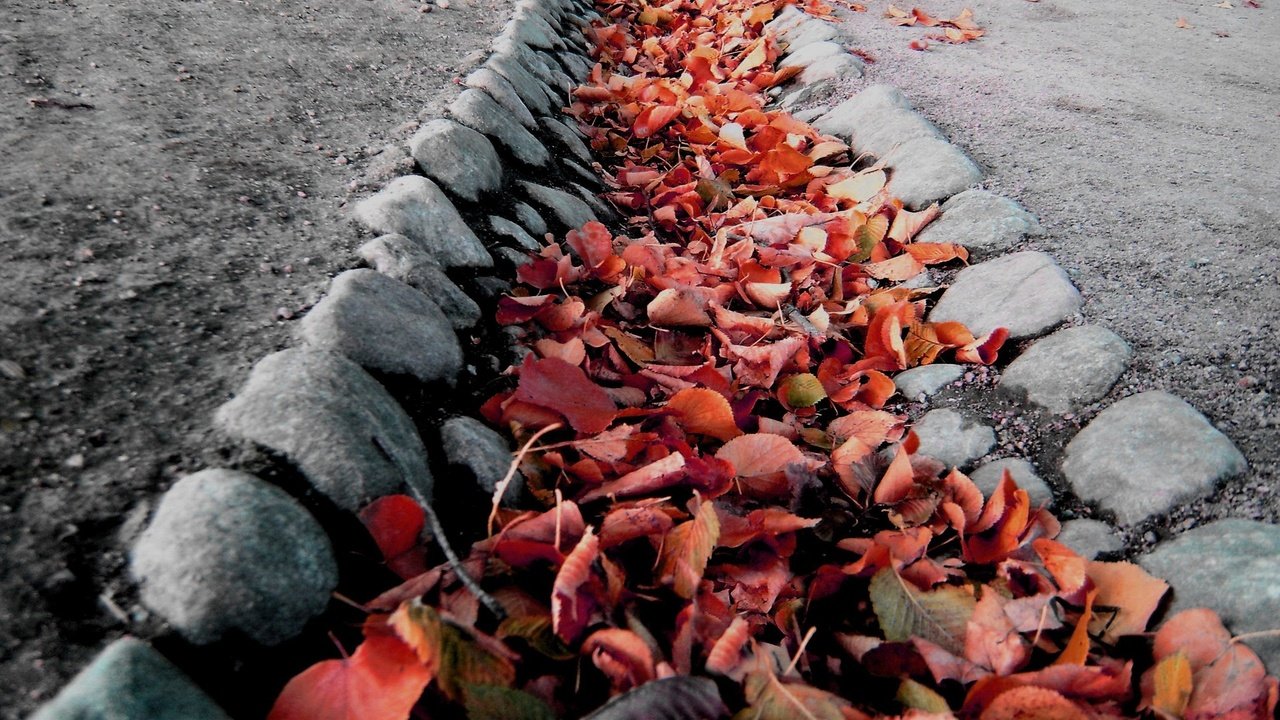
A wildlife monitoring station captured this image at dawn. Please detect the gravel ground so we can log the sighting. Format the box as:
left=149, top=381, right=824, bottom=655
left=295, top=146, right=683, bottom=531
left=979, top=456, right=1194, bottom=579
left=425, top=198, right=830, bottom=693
left=824, top=0, right=1279, bottom=534
left=0, top=0, right=510, bottom=713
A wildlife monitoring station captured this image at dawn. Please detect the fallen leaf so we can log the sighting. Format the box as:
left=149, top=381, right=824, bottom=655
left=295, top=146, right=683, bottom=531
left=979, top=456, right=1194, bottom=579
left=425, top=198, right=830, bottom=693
left=666, top=387, right=743, bottom=441
left=869, top=566, right=976, bottom=654
left=658, top=498, right=721, bottom=598
left=267, top=633, right=431, bottom=720
left=514, top=356, right=617, bottom=434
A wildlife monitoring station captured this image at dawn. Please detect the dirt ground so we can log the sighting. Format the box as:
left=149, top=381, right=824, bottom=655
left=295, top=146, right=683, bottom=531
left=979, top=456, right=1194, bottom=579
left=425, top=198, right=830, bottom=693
left=0, top=0, right=511, bottom=713
left=825, top=0, right=1279, bottom=532
left=2, top=0, right=1278, bottom=715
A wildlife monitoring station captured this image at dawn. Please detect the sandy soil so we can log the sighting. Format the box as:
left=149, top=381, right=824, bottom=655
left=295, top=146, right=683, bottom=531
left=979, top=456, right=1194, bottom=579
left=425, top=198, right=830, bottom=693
left=825, top=0, right=1279, bottom=531
left=0, top=0, right=510, bottom=713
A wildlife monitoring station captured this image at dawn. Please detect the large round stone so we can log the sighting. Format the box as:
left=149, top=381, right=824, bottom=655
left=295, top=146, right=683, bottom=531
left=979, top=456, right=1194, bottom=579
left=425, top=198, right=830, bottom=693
left=1140, top=519, right=1280, bottom=671
left=1062, top=392, right=1246, bottom=525
left=130, top=469, right=337, bottom=645
left=929, top=251, right=1081, bottom=339
left=999, top=325, right=1132, bottom=414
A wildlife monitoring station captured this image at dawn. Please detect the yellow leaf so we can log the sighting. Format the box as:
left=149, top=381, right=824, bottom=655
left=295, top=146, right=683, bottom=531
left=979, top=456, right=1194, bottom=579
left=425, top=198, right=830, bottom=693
left=1152, top=651, right=1193, bottom=718
left=869, top=567, right=975, bottom=654
left=826, top=169, right=887, bottom=203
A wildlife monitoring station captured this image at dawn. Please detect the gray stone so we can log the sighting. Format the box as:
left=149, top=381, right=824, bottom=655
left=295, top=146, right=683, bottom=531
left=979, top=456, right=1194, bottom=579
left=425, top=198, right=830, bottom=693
left=779, top=17, right=843, bottom=51
left=298, top=270, right=463, bottom=385
left=797, top=54, right=864, bottom=85
left=501, top=14, right=560, bottom=50
left=449, top=89, right=550, bottom=167
left=490, top=215, right=542, bottom=251
left=492, top=38, right=566, bottom=92
left=779, top=80, right=834, bottom=110
left=779, top=40, right=844, bottom=70
left=1063, top=392, right=1248, bottom=525
left=557, top=49, right=594, bottom=82
left=215, top=348, right=432, bottom=510
left=495, top=246, right=534, bottom=269
left=351, top=175, right=493, bottom=269
left=521, top=180, right=597, bottom=229
left=1056, top=519, right=1122, bottom=560
left=465, top=67, right=537, bottom=129
left=850, top=108, right=943, bottom=161
left=539, top=116, right=593, bottom=164
left=408, top=119, right=503, bottom=202
left=514, top=201, right=549, bottom=236
left=441, top=417, right=524, bottom=505
left=357, top=234, right=482, bottom=328
left=970, top=458, right=1052, bottom=507
left=912, top=408, right=995, bottom=469
left=929, top=251, right=1082, bottom=339
left=792, top=105, right=830, bottom=124
left=31, top=638, right=231, bottom=720
left=1140, top=519, right=1280, bottom=670
left=563, top=158, right=602, bottom=187
left=916, top=189, right=1044, bottom=255
left=884, top=137, right=983, bottom=209
left=813, top=85, right=916, bottom=142
left=765, top=4, right=807, bottom=35
left=486, top=54, right=557, bottom=116
left=130, top=469, right=337, bottom=644
left=572, top=182, right=619, bottom=222
left=894, top=364, right=961, bottom=399
left=1000, top=325, right=1132, bottom=414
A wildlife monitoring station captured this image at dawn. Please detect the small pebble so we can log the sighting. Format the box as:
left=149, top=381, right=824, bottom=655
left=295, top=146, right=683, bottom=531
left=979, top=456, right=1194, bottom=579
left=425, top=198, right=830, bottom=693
left=274, top=306, right=294, bottom=321
left=436, top=0, right=450, bottom=7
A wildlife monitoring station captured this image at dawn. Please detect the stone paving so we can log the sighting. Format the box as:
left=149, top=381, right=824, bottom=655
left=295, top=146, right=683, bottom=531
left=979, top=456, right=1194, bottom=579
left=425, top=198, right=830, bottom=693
left=32, top=0, right=1277, bottom=713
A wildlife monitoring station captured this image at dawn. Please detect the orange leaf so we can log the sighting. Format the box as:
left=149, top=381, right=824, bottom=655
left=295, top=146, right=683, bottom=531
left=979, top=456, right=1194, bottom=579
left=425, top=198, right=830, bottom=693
left=705, top=616, right=751, bottom=675
left=1033, top=539, right=1088, bottom=596
left=666, top=387, right=743, bottom=441
left=648, top=286, right=714, bottom=326
left=1085, top=560, right=1168, bottom=642
left=633, top=104, right=682, bottom=138
left=978, top=686, right=1091, bottom=720
left=1054, top=588, right=1097, bottom=666
left=552, top=527, right=599, bottom=643
left=872, top=444, right=916, bottom=505
left=1150, top=651, right=1194, bottom=718
left=583, top=628, right=657, bottom=693
left=904, top=242, right=969, bottom=265
left=715, top=432, right=805, bottom=477
left=657, top=498, right=721, bottom=598
left=268, top=633, right=431, bottom=720
left=862, top=253, right=926, bottom=281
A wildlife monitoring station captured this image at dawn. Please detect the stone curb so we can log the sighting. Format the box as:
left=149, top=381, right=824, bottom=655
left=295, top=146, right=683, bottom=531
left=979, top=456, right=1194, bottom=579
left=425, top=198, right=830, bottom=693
left=31, top=0, right=609, bottom=714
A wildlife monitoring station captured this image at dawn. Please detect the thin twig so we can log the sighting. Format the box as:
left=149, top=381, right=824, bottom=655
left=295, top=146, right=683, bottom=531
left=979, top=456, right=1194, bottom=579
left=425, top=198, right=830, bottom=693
left=1233, top=629, right=1280, bottom=644
left=488, top=422, right=563, bottom=536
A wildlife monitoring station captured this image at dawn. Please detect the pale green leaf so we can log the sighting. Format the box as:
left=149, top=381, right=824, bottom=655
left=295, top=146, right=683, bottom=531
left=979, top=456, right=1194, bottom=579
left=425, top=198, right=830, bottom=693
left=868, top=567, right=975, bottom=655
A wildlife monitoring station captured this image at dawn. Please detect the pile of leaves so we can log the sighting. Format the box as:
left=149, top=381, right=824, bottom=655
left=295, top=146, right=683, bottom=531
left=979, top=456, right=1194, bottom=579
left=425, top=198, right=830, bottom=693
left=268, top=0, right=1279, bottom=718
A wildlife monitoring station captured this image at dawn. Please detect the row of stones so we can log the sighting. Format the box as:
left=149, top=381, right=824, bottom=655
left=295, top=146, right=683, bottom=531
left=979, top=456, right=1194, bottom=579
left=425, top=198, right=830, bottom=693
left=31, top=0, right=615, bottom=716
left=766, top=7, right=1276, bottom=668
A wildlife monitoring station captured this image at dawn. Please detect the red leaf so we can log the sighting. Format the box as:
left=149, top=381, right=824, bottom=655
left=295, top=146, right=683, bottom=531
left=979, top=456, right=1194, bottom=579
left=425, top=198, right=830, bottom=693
left=578, top=451, right=688, bottom=503
left=634, top=104, right=682, bottom=138
left=513, top=356, right=617, bottom=434
left=268, top=634, right=431, bottom=720
left=582, top=628, right=657, bottom=693
left=358, top=495, right=425, bottom=561
left=552, top=527, right=600, bottom=644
